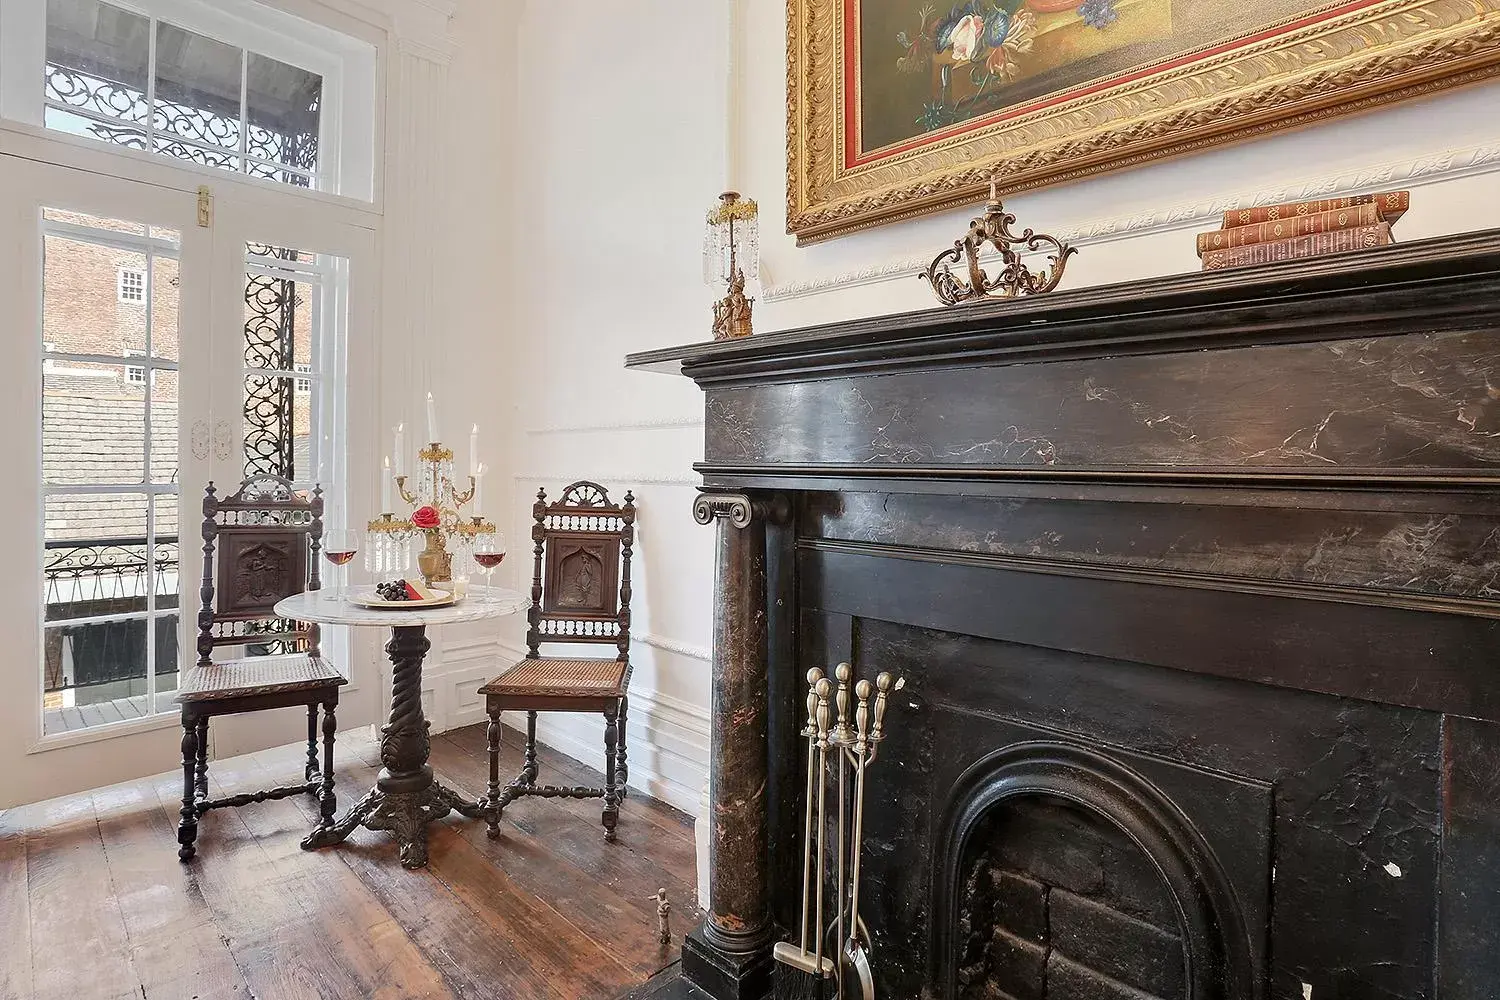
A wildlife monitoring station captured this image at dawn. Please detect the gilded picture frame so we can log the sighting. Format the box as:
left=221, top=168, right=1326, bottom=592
left=787, top=0, right=1500, bottom=245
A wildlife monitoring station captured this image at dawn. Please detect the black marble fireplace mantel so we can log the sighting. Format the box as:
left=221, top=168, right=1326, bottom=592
left=626, top=231, right=1500, bottom=1000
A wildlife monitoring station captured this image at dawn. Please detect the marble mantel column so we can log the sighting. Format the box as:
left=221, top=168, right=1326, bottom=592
left=682, top=490, right=782, bottom=999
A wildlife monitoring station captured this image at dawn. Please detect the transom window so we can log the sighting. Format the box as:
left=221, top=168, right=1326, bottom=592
left=0, top=0, right=375, bottom=200
left=43, top=0, right=324, bottom=189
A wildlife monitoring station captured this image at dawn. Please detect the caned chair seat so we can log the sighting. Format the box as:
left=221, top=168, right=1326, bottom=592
left=479, top=657, right=627, bottom=699
left=177, top=654, right=347, bottom=702
left=176, top=475, right=341, bottom=864
left=478, top=481, right=636, bottom=842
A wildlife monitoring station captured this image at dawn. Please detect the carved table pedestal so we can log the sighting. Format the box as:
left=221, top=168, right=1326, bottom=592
left=275, top=588, right=528, bottom=868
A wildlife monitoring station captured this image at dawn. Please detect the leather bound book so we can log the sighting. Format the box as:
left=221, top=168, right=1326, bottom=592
left=1201, top=222, right=1393, bottom=270
left=1197, top=202, right=1384, bottom=256
left=1219, top=191, right=1409, bottom=229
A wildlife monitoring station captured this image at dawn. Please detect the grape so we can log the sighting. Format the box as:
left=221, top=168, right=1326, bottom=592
left=375, top=579, right=412, bottom=602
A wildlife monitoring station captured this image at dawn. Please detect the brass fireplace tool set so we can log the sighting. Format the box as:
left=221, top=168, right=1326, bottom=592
left=775, top=663, right=904, bottom=1000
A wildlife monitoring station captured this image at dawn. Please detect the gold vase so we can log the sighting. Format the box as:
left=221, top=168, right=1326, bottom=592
left=416, top=530, right=451, bottom=586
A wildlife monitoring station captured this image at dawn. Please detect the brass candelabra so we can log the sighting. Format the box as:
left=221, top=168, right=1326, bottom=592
left=367, top=441, right=494, bottom=586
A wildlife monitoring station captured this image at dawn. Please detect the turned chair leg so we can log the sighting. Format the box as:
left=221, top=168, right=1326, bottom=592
left=602, top=703, right=620, bottom=842
left=616, top=695, right=629, bottom=800
left=318, top=700, right=337, bottom=826
left=194, top=717, right=210, bottom=801
left=522, top=711, right=540, bottom=787
left=486, top=709, right=503, bottom=839
left=305, top=703, right=320, bottom=787
left=178, top=714, right=199, bottom=862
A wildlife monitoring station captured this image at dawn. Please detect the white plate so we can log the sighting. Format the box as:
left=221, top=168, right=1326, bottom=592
left=348, top=587, right=456, bottom=609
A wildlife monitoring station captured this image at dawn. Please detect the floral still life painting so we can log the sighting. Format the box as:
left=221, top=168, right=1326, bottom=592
left=787, top=0, right=1500, bottom=244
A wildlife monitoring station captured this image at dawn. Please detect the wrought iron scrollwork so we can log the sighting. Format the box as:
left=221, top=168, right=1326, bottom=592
left=44, top=536, right=179, bottom=606
left=43, top=64, right=317, bottom=185
left=243, top=248, right=303, bottom=481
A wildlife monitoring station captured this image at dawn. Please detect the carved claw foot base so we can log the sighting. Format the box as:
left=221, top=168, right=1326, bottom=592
left=300, top=781, right=490, bottom=869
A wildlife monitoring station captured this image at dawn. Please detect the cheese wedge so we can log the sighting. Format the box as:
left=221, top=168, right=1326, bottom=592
left=403, top=580, right=440, bottom=601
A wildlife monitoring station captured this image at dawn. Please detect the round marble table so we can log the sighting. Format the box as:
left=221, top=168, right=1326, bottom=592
left=275, top=586, right=528, bottom=868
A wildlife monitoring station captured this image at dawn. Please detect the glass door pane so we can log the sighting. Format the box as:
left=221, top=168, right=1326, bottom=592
left=40, top=210, right=181, bottom=734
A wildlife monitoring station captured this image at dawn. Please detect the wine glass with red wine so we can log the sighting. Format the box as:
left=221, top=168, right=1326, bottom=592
left=323, top=529, right=358, bottom=602
left=472, top=532, right=507, bottom=603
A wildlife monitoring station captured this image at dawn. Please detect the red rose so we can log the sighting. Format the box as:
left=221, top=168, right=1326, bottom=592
left=411, top=505, right=440, bottom=529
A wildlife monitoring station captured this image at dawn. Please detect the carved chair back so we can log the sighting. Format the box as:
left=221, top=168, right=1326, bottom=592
left=526, top=481, right=636, bottom=670
left=196, top=475, right=323, bottom=667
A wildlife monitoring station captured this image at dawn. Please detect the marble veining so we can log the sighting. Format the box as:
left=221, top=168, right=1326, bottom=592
left=706, top=331, right=1500, bottom=471
left=808, top=493, right=1500, bottom=600
left=274, top=588, right=529, bottom=627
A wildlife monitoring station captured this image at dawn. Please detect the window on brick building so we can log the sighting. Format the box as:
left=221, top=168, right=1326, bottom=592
left=294, top=362, right=312, bottom=394
left=123, top=348, right=145, bottom=384
left=117, top=267, right=143, bottom=303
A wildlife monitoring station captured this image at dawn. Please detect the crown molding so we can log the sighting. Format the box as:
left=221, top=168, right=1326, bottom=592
left=319, top=0, right=453, bottom=61
left=761, top=138, right=1500, bottom=303
left=526, top=415, right=705, bottom=435
left=511, top=471, right=702, bottom=486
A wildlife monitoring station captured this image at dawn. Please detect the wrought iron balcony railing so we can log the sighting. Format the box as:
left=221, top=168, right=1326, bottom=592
left=44, top=534, right=178, bottom=607
left=44, top=535, right=179, bottom=695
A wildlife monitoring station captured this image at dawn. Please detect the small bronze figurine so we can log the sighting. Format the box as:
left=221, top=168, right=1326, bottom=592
left=712, top=268, right=754, bottom=340
left=651, top=888, right=671, bottom=944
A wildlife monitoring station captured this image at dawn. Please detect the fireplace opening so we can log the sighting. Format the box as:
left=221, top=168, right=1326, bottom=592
left=932, top=741, right=1254, bottom=1000
left=955, top=796, right=1186, bottom=1000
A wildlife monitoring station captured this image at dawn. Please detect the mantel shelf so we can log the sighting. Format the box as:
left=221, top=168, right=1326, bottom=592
left=626, top=227, right=1500, bottom=386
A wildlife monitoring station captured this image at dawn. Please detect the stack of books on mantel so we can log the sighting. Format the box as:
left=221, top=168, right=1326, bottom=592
left=1196, top=191, right=1409, bottom=271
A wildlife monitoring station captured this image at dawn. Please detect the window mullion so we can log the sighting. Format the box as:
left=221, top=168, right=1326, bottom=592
left=238, top=47, right=248, bottom=173
left=145, top=16, right=158, bottom=157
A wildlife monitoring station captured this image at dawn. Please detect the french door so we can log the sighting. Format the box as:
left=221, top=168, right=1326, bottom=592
left=0, top=151, right=376, bottom=807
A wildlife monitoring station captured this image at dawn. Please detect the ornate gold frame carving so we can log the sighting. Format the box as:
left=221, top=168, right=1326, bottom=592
left=787, top=0, right=1500, bottom=245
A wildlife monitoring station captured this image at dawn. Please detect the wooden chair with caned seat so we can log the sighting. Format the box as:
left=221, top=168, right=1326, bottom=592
left=175, top=474, right=347, bottom=862
left=479, top=481, right=636, bottom=841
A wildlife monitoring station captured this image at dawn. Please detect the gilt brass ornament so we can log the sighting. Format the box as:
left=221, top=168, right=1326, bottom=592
left=922, top=179, right=1076, bottom=306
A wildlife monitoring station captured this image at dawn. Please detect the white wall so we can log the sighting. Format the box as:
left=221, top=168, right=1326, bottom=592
left=381, top=0, right=527, bottom=746
left=489, top=2, right=726, bottom=819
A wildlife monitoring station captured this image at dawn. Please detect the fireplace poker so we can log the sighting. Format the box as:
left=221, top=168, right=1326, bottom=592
left=839, top=678, right=877, bottom=1000
left=832, top=662, right=854, bottom=966
left=773, top=669, right=834, bottom=998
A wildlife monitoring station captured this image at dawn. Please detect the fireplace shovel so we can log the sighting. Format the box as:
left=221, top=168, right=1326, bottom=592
left=773, top=670, right=835, bottom=999
left=838, top=671, right=900, bottom=1000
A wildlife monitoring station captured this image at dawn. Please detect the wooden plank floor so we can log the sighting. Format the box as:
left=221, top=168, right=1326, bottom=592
left=0, top=723, right=701, bottom=1000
